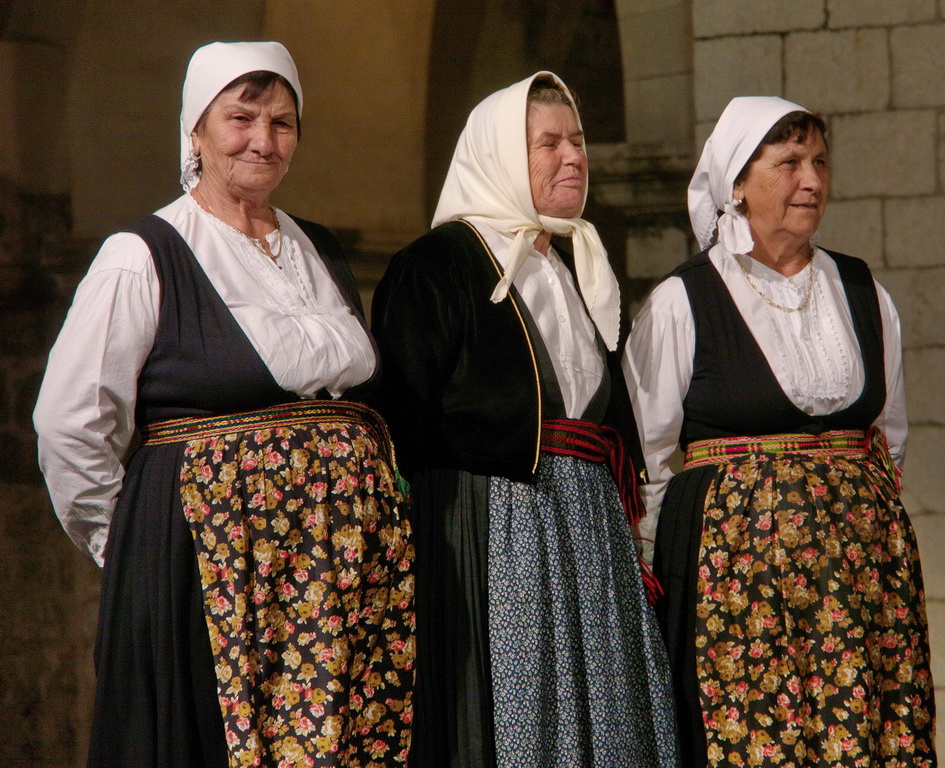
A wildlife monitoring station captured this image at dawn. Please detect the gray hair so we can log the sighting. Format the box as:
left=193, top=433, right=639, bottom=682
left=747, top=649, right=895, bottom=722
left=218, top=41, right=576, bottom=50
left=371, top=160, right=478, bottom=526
left=527, top=76, right=578, bottom=113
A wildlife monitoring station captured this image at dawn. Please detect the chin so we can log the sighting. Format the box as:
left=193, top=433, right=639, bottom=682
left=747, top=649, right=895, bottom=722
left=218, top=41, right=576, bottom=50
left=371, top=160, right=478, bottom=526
left=238, top=175, right=282, bottom=192
left=543, top=201, right=584, bottom=219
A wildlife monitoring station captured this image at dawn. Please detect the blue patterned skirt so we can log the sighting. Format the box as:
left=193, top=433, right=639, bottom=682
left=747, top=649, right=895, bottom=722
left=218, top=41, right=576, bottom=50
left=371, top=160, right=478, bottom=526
left=487, top=454, right=679, bottom=767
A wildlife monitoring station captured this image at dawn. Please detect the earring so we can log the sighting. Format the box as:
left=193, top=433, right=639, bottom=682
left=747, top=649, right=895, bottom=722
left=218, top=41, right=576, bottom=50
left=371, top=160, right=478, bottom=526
left=180, top=148, right=202, bottom=192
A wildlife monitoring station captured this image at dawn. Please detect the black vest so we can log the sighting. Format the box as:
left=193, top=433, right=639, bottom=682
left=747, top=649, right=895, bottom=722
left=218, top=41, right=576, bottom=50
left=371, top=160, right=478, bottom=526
left=373, top=220, right=639, bottom=481
left=672, top=249, right=886, bottom=447
left=124, top=214, right=373, bottom=426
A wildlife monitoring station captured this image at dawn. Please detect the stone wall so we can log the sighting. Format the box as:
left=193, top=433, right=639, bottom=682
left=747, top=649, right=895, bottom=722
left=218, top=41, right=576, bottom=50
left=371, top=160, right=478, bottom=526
left=0, top=177, right=101, bottom=767
left=685, top=1, right=945, bottom=756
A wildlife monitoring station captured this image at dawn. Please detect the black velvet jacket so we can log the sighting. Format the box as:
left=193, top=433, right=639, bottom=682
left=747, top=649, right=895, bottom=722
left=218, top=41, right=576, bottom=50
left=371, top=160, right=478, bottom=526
left=371, top=220, right=640, bottom=482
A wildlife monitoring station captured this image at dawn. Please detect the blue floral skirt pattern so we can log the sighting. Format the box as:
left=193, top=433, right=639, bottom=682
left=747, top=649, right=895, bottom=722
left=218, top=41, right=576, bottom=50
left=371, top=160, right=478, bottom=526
left=488, top=454, right=680, bottom=767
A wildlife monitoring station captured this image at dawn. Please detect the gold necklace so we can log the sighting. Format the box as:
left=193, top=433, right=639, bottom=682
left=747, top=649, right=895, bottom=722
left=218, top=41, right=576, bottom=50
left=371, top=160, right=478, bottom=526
left=735, top=250, right=815, bottom=313
left=193, top=191, right=282, bottom=260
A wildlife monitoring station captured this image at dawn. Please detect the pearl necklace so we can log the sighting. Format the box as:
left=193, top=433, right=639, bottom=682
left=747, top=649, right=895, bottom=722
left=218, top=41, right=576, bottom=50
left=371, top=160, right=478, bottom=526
left=735, top=250, right=815, bottom=313
left=192, top=191, right=282, bottom=261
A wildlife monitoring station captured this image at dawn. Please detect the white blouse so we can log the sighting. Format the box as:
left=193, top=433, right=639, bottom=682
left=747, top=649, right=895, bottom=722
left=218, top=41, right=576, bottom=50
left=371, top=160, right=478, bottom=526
left=622, top=244, right=907, bottom=562
left=34, top=193, right=376, bottom=566
left=470, top=218, right=605, bottom=418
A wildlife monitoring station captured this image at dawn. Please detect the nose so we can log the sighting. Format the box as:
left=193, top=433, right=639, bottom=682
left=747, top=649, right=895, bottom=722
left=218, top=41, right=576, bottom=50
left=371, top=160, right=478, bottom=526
left=247, top=122, right=276, bottom=156
left=799, top=159, right=824, bottom=191
left=561, top=142, right=584, bottom=167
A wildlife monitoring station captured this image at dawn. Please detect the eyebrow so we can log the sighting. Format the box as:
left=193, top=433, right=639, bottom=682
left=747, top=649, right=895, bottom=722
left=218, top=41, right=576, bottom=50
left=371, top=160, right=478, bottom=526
left=532, top=129, right=584, bottom=143
left=223, top=101, right=297, bottom=119
left=773, top=145, right=828, bottom=160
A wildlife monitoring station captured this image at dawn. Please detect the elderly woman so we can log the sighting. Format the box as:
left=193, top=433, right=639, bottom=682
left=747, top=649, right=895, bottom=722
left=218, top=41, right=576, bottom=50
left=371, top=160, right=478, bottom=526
left=623, top=96, right=936, bottom=767
left=372, top=72, right=679, bottom=768
left=34, top=42, right=413, bottom=767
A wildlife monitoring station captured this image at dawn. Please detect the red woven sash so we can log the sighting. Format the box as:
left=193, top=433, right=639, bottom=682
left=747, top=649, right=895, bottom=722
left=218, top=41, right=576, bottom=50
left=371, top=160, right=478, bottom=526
left=540, top=418, right=662, bottom=603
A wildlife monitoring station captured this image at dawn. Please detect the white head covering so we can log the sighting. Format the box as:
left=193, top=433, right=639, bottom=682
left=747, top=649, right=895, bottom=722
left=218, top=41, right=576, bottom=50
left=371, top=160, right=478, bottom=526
left=432, top=71, right=620, bottom=351
left=179, top=41, right=303, bottom=191
left=688, top=96, right=810, bottom=254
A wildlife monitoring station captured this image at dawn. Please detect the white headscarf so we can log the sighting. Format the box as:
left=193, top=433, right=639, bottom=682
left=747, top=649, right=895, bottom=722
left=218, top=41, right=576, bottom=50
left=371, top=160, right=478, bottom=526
left=179, top=41, right=303, bottom=191
left=688, top=96, right=810, bottom=254
left=432, top=71, right=620, bottom=351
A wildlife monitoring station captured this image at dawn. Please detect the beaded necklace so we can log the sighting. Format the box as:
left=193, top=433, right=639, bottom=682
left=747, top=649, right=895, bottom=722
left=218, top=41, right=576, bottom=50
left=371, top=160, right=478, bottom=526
left=734, top=250, right=815, bottom=313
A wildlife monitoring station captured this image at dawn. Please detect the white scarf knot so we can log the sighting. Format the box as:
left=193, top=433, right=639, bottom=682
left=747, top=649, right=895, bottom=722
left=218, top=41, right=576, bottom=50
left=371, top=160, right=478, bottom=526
left=716, top=201, right=755, bottom=256
left=434, top=72, right=621, bottom=350
left=489, top=217, right=615, bottom=349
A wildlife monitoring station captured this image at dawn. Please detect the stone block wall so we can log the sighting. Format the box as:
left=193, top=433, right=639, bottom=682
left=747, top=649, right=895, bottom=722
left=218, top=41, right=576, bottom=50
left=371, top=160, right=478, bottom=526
left=690, top=0, right=945, bottom=754
left=617, top=0, right=694, bottom=156
left=0, top=175, right=102, bottom=766
left=0, top=485, right=100, bottom=768
left=0, top=32, right=106, bottom=766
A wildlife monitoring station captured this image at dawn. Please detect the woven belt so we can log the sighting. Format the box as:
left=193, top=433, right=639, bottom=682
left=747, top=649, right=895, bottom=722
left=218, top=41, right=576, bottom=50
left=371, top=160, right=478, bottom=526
left=143, top=399, right=392, bottom=448
left=541, top=419, right=643, bottom=524
left=143, top=399, right=407, bottom=499
left=683, top=427, right=901, bottom=491
left=684, top=429, right=867, bottom=469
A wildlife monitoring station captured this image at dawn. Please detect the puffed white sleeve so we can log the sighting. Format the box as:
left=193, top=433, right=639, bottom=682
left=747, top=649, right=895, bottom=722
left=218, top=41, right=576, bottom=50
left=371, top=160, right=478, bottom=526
left=871, top=280, right=907, bottom=467
left=33, top=232, right=160, bottom=566
left=621, top=276, right=695, bottom=564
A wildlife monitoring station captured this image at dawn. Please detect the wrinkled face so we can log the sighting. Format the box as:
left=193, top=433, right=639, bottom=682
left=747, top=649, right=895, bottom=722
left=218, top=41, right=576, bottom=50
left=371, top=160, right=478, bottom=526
left=192, top=81, right=298, bottom=199
left=734, top=130, right=830, bottom=244
left=527, top=102, right=587, bottom=219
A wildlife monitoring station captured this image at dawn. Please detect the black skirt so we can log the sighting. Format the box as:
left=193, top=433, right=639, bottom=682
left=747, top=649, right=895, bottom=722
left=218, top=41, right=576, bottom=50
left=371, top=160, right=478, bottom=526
left=89, top=439, right=228, bottom=767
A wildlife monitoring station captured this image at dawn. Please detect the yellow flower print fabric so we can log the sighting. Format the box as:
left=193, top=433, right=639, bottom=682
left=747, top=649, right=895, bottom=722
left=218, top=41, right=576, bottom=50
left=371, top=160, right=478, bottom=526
left=695, top=453, right=934, bottom=768
left=179, top=418, right=414, bottom=767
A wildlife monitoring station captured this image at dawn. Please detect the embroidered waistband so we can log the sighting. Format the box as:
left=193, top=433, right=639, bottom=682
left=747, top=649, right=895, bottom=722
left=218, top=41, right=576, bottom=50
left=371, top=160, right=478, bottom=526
left=144, top=399, right=392, bottom=449
left=683, top=427, right=901, bottom=491
left=683, top=429, right=868, bottom=469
